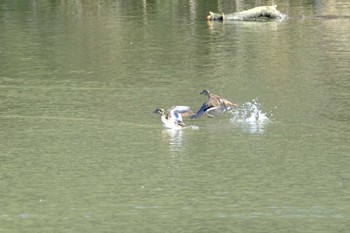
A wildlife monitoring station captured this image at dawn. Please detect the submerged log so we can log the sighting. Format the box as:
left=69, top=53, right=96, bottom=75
left=207, top=5, right=286, bottom=21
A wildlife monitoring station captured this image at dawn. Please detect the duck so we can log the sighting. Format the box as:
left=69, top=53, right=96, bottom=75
left=153, top=106, right=193, bottom=130
left=190, top=90, right=238, bottom=119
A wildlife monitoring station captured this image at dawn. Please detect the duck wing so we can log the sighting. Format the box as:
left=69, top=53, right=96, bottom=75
left=169, top=106, right=191, bottom=125
left=205, top=105, right=226, bottom=117
left=169, top=106, right=191, bottom=118
left=190, top=103, right=209, bottom=119
left=220, top=98, right=238, bottom=109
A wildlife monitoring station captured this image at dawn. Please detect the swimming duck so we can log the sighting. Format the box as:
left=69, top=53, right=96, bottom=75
left=153, top=106, right=193, bottom=129
left=190, top=90, right=238, bottom=119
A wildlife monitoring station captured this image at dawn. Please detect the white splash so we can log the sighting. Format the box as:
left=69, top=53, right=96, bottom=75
left=229, top=99, right=271, bottom=133
left=185, top=125, right=200, bottom=130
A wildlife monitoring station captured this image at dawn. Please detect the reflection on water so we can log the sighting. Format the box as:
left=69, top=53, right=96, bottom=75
left=161, top=125, right=199, bottom=153
left=161, top=129, right=184, bottom=153
left=230, top=99, right=271, bottom=134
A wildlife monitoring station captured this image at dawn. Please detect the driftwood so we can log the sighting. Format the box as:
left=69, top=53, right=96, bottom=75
left=207, top=5, right=286, bottom=21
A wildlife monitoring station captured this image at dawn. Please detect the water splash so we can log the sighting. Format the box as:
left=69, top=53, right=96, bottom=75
left=229, top=99, right=271, bottom=133
left=185, top=125, right=200, bottom=130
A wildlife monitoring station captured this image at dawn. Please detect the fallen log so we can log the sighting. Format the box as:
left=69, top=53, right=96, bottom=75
left=207, top=5, right=286, bottom=21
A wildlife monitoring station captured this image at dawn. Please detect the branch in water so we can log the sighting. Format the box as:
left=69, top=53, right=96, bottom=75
left=207, top=5, right=286, bottom=21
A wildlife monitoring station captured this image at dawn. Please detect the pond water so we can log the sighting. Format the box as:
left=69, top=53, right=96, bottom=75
left=1, top=0, right=349, bottom=232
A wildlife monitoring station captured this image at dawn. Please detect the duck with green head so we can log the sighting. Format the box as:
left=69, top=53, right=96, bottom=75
left=153, top=106, right=193, bottom=130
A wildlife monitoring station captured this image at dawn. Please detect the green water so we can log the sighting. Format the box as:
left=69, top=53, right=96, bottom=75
left=1, top=0, right=349, bottom=232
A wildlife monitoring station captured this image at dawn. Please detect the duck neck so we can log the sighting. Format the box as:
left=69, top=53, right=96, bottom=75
left=161, top=114, right=168, bottom=123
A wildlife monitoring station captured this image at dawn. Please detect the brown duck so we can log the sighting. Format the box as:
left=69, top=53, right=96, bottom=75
left=190, top=90, right=238, bottom=119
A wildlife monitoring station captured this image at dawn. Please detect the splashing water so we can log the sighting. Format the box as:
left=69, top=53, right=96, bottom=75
left=229, top=99, right=271, bottom=133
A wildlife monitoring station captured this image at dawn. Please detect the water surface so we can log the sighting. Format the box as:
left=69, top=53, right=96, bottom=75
left=1, top=0, right=349, bottom=232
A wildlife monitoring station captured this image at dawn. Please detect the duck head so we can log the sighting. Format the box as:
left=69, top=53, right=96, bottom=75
left=200, top=90, right=211, bottom=96
left=153, top=108, right=165, bottom=116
